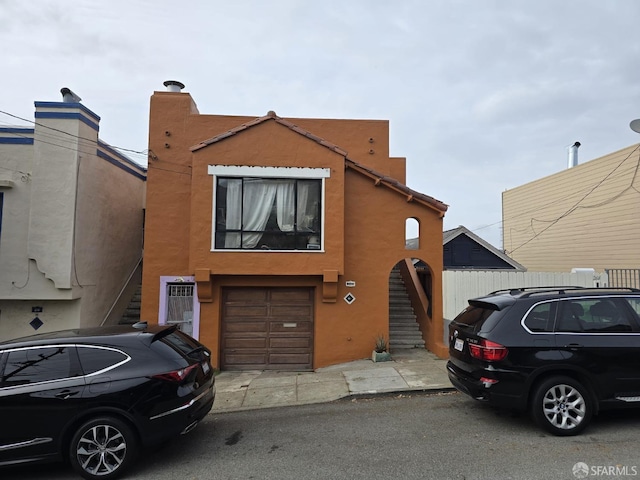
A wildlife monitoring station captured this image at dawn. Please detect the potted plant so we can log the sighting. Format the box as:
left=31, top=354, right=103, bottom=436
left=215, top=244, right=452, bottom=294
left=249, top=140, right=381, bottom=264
left=372, top=335, right=392, bottom=362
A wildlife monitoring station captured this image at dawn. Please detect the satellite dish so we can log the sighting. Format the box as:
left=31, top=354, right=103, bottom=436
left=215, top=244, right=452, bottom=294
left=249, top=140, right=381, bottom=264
left=631, top=119, right=640, bottom=134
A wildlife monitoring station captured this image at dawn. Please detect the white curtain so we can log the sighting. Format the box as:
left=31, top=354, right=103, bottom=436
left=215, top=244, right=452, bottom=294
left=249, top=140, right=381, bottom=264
left=296, top=182, right=312, bottom=229
left=241, top=179, right=277, bottom=248
left=224, top=178, right=318, bottom=249
left=276, top=181, right=295, bottom=232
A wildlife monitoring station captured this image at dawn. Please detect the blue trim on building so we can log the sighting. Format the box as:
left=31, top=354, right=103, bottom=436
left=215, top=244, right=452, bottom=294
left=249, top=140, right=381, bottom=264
left=97, top=150, right=147, bottom=181
left=0, top=137, right=34, bottom=144
left=33, top=101, right=101, bottom=122
left=34, top=111, right=99, bottom=132
left=0, top=128, right=35, bottom=134
left=98, top=141, right=147, bottom=172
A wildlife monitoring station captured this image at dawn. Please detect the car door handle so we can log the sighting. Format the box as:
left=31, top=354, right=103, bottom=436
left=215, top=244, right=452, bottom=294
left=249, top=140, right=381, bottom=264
left=55, top=390, right=80, bottom=400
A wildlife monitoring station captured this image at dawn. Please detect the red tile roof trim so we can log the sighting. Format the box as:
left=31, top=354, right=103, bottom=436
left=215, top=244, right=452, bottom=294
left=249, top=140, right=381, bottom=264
left=344, top=159, right=448, bottom=214
left=190, top=111, right=448, bottom=215
left=190, top=111, right=347, bottom=156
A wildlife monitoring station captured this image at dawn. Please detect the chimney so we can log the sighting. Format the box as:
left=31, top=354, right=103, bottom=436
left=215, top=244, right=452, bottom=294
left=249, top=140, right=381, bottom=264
left=567, top=141, right=581, bottom=168
left=163, top=80, right=185, bottom=93
left=60, top=87, right=82, bottom=103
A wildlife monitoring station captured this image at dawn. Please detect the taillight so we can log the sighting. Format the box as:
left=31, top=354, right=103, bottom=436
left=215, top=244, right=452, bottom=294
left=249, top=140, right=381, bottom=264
left=468, top=339, right=508, bottom=362
left=153, top=363, right=198, bottom=383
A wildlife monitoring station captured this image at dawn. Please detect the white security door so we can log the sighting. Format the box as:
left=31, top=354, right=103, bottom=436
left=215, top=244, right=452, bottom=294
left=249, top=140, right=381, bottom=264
left=166, top=283, right=194, bottom=336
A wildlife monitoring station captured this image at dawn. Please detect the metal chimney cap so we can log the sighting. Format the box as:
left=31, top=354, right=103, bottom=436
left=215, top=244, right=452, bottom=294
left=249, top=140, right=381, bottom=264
left=163, top=80, right=185, bottom=92
left=60, top=87, right=82, bottom=103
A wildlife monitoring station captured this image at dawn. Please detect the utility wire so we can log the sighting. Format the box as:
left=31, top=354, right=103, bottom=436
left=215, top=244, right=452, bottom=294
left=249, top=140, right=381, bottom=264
left=506, top=144, right=640, bottom=254
left=0, top=109, right=148, bottom=158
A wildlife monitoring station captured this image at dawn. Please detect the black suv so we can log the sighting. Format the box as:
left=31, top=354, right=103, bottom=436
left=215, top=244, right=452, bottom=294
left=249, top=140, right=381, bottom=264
left=447, top=287, right=640, bottom=436
left=0, top=324, right=215, bottom=479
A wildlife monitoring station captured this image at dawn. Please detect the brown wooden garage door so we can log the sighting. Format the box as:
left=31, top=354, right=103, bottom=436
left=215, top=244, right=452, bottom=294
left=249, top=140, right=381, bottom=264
left=221, top=287, right=314, bottom=371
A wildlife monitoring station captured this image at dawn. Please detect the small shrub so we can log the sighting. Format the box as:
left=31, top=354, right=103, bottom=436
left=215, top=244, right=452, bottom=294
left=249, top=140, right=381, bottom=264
left=374, top=335, right=388, bottom=353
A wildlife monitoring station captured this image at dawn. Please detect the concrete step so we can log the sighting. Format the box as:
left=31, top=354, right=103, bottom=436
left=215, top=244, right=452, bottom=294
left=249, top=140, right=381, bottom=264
left=119, top=284, right=142, bottom=325
left=389, top=323, right=422, bottom=331
left=389, top=265, right=424, bottom=351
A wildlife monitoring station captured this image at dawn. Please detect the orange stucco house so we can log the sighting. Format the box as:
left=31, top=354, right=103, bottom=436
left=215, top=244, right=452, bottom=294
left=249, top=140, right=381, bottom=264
left=141, top=81, right=448, bottom=370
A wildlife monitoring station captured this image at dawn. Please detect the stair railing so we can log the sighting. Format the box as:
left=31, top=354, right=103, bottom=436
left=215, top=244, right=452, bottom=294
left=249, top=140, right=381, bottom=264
left=398, top=258, right=431, bottom=337
left=101, top=256, right=143, bottom=326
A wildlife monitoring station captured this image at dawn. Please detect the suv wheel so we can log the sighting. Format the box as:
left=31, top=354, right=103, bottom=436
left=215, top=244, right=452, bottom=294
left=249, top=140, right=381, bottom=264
left=69, top=416, right=138, bottom=480
left=532, top=376, right=592, bottom=436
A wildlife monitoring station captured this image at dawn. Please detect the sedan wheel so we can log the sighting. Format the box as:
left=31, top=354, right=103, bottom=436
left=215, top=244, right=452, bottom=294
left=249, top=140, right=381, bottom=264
left=532, top=376, right=592, bottom=436
left=70, top=417, right=138, bottom=480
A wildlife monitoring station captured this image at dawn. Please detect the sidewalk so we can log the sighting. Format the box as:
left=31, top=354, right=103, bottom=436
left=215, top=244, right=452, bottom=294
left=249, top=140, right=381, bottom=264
left=212, top=349, right=453, bottom=412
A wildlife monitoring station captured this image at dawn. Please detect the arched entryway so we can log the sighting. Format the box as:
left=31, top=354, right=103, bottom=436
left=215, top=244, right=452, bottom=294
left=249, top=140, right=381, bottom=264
left=388, top=258, right=434, bottom=353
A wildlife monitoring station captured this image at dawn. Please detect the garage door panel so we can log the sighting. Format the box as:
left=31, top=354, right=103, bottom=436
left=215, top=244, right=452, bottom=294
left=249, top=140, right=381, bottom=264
left=224, top=337, right=267, bottom=349
left=224, top=353, right=268, bottom=365
left=270, top=305, right=313, bottom=316
left=224, top=305, right=269, bottom=316
left=270, top=289, right=313, bottom=302
left=270, top=322, right=312, bottom=333
left=269, top=353, right=311, bottom=365
left=224, top=321, right=268, bottom=333
left=222, top=287, right=313, bottom=371
left=225, top=289, right=269, bottom=302
left=269, top=337, right=312, bottom=349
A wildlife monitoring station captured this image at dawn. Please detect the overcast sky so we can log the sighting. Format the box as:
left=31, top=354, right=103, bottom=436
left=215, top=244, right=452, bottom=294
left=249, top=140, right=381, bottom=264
left=2, top=0, right=639, bottom=248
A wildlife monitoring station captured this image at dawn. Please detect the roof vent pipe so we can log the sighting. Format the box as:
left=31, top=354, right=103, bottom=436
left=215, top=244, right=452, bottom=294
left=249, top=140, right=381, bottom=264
left=60, top=87, right=82, bottom=103
left=568, top=141, right=581, bottom=168
left=163, top=80, right=185, bottom=92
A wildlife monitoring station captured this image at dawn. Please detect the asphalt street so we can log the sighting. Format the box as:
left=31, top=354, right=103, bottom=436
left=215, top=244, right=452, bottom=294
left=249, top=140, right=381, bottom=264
left=7, top=391, right=640, bottom=480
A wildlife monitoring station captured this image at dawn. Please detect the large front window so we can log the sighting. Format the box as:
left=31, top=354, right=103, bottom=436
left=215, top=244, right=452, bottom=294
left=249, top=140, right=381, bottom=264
left=215, top=177, right=322, bottom=250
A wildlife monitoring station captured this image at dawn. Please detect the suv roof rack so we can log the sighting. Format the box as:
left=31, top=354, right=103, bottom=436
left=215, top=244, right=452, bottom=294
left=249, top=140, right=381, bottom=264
left=489, top=286, right=640, bottom=298
left=489, top=286, right=585, bottom=296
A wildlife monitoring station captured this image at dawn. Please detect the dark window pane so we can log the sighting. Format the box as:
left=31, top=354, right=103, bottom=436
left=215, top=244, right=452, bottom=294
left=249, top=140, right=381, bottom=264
left=214, top=177, right=322, bottom=250
left=77, top=347, right=128, bottom=375
left=582, top=299, right=633, bottom=333
left=524, top=303, right=553, bottom=332
left=2, top=347, right=71, bottom=386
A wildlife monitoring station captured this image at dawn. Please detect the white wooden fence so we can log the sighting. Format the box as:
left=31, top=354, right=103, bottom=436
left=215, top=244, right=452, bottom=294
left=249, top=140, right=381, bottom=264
left=441, top=270, right=600, bottom=342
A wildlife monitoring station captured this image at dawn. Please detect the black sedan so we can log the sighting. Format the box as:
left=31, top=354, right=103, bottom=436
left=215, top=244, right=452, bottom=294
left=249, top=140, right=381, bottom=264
left=0, top=323, right=215, bottom=479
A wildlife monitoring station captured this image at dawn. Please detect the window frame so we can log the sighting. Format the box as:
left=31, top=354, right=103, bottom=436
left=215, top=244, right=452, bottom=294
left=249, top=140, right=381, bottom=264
left=208, top=165, right=330, bottom=252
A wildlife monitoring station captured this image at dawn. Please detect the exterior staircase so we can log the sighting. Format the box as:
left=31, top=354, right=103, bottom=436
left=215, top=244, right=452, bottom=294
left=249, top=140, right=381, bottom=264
left=389, top=267, right=425, bottom=351
left=119, top=284, right=142, bottom=325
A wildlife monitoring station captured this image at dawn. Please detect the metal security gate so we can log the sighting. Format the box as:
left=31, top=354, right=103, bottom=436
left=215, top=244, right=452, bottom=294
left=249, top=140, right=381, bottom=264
left=606, top=269, right=640, bottom=289
left=166, top=283, right=194, bottom=336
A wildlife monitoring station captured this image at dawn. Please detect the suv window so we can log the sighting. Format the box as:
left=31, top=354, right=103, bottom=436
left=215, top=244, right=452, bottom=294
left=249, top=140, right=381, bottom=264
left=452, top=302, right=508, bottom=333
left=556, top=298, right=634, bottom=333
left=77, top=346, right=129, bottom=375
left=523, top=302, right=554, bottom=332
left=625, top=298, right=640, bottom=317
left=2, top=347, right=73, bottom=387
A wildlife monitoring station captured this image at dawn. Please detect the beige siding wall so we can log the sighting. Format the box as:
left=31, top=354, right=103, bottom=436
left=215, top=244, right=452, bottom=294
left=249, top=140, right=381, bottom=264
left=502, top=144, right=640, bottom=272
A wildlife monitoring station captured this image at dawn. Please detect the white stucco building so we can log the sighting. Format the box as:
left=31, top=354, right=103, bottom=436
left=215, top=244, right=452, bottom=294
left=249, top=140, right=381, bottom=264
left=0, top=88, right=146, bottom=340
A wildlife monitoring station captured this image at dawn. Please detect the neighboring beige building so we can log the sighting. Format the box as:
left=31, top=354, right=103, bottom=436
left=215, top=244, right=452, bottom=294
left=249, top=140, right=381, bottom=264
left=502, top=143, right=640, bottom=273
left=0, top=89, right=146, bottom=340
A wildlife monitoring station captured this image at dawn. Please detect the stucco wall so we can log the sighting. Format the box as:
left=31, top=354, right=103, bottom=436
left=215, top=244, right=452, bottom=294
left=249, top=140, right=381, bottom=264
left=74, top=144, right=145, bottom=328
left=0, top=299, right=80, bottom=340
left=143, top=89, right=446, bottom=368
left=0, top=100, right=146, bottom=339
